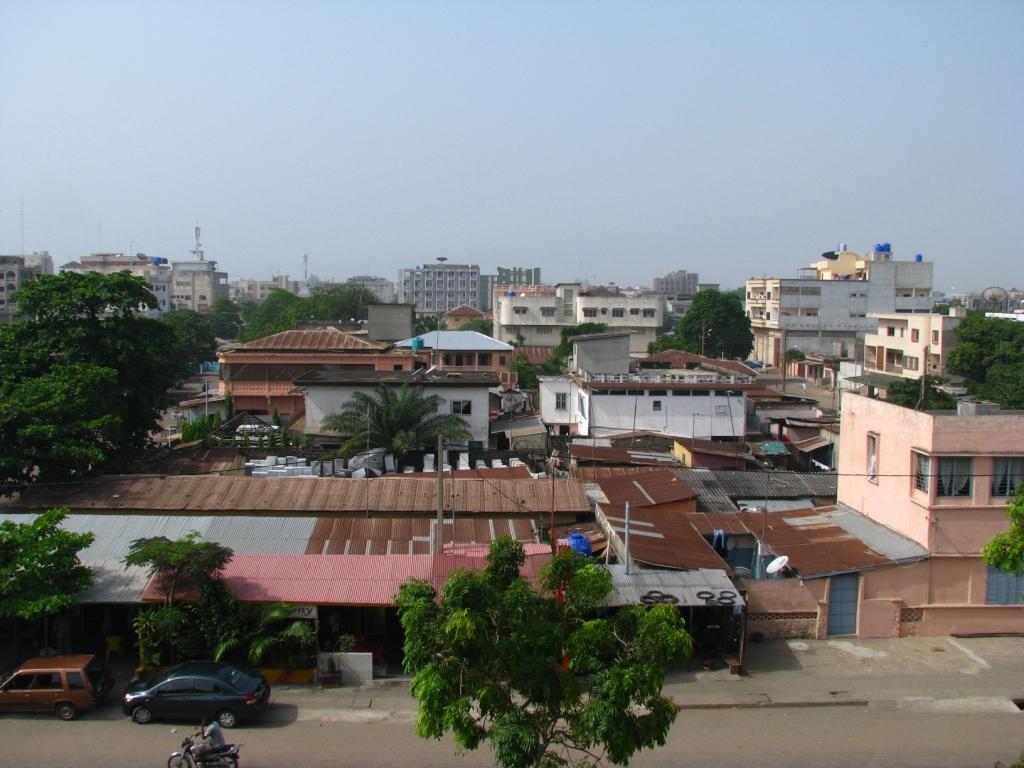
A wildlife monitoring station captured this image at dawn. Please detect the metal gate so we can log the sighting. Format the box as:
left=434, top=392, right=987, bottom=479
left=827, top=573, right=859, bottom=636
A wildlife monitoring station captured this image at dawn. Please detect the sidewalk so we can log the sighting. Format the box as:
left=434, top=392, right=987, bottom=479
left=266, top=637, right=1024, bottom=721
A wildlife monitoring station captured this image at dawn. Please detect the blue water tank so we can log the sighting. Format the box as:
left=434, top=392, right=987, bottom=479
left=411, top=336, right=425, bottom=352
left=566, top=532, right=593, bottom=557
left=506, top=290, right=516, bottom=297
left=915, top=253, right=923, bottom=262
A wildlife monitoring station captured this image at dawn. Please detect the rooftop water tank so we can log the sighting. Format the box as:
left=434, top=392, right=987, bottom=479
left=915, top=253, right=923, bottom=262
left=411, top=336, right=425, bottom=352
left=566, top=532, right=593, bottom=557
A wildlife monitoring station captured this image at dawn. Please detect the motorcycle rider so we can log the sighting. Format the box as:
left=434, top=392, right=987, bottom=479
left=192, top=717, right=226, bottom=763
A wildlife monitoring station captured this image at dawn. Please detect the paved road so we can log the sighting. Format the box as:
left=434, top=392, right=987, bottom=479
left=1, top=701, right=1021, bottom=768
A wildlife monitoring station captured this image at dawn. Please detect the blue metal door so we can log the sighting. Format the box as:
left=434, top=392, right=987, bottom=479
left=827, top=573, right=859, bottom=636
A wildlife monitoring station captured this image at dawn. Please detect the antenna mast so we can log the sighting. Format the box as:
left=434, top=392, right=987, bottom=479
left=191, top=222, right=204, bottom=261
left=303, top=252, right=308, bottom=283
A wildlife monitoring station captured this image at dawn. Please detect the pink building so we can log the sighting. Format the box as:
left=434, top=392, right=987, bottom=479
left=833, top=394, right=1024, bottom=637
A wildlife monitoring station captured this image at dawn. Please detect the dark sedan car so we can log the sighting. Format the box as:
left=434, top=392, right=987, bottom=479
left=122, top=661, right=270, bottom=728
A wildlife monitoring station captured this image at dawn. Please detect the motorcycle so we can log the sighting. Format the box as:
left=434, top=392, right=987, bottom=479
left=167, top=734, right=242, bottom=768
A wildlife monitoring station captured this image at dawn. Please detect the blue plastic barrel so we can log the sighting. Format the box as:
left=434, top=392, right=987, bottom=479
left=566, top=532, right=593, bottom=557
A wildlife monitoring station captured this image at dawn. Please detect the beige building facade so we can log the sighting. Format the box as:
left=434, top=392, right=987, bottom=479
left=863, top=310, right=964, bottom=380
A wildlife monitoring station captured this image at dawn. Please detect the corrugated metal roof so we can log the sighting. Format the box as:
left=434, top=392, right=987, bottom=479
left=517, top=346, right=555, bottom=365
left=605, top=565, right=744, bottom=608
left=305, top=517, right=536, bottom=555
left=232, top=329, right=389, bottom=352
left=445, top=305, right=485, bottom=317
left=761, top=505, right=928, bottom=578
left=140, top=550, right=553, bottom=606
left=637, top=350, right=758, bottom=379
left=393, top=331, right=513, bottom=352
left=569, top=445, right=681, bottom=467
left=599, top=503, right=730, bottom=573
left=3, top=476, right=591, bottom=516
left=595, top=470, right=698, bottom=506
left=672, top=469, right=838, bottom=513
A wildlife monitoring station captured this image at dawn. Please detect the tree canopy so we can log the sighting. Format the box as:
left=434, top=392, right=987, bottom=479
left=123, top=531, right=234, bottom=606
left=237, top=284, right=381, bottom=341
left=321, top=384, right=472, bottom=455
left=397, top=539, right=693, bottom=768
left=947, top=314, right=1024, bottom=408
left=0, top=271, right=180, bottom=487
left=552, top=322, right=609, bottom=361
left=650, top=290, right=753, bottom=359
left=983, top=487, right=1024, bottom=576
left=207, top=297, right=244, bottom=339
left=885, top=376, right=958, bottom=411
left=0, top=508, right=94, bottom=620
left=160, top=309, right=217, bottom=377
left=458, top=318, right=495, bottom=336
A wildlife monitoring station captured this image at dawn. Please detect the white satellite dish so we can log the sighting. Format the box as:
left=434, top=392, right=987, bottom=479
left=766, top=555, right=790, bottom=574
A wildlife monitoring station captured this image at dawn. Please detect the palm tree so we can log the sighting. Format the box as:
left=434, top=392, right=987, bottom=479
left=321, top=384, right=472, bottom=455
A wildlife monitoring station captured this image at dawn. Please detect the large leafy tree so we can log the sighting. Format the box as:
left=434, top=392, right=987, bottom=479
left=239, top=288, right=302, bottom=341
left=552, top=322, right=609, bottom=361
left=0, top=271, right=179, bottom=485
left=321, top=384, right=471, bottom=455
left=207, top=297, right=244, bottom=339
left=303, top=284, right=378, bottom=323
left=160, top=309, right=217, bottom=377
left=947, top=314, right=1024, bottom=408
left=397, top=539, right=693, bottom=768
left=653, top=290, right=753, bottom=359
left=123, top=531, right=233, bottom=606
left=983, top=487, right=1024, bottom=576
left=884, top=375, right=958, bottom=410
left=0, top=508, right=94, bottom=621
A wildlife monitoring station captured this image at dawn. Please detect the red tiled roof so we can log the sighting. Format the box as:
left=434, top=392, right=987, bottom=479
left=4, top=475, right=590, bottom=516
left=445, top=304, right=484, bottom=318
left=141, top=549, right=553, bottom=606
left=231, top=329, right=390, bottom=352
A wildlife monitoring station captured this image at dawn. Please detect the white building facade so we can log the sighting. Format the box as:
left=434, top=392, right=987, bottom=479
left=746, top=245, right=933, bottom=366
left=0, top=253, right=51, bottom=322
left=397, top=263, right=480, bottom=312
left=493, top=283, right=664, bottom=354
left=346, top=275, right=395, bottom=304
left=230, top=275, right=301, bottom=303
left=61, top=252, right=174, bottom=314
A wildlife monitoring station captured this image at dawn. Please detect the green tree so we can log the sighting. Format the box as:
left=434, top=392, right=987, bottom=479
left=396, top=539, right=693, bottom=768
left=983, top=487, right=1024, bottom=576
left=123, top=531, right=233, bottom=606
left=0, top=508, right=94, bottom=621
left=161, top=309, right=217, bottom=377
left=668, top=290, right=753, bottom=359
left=947, top=314, right=1024, bottom=408
left=415, top=313, right=446, bottom=335
left=321, top=384, right=471, bottom=455
left=303, top=284, right=378, bottom=323
left=885, top=376, right=958, bottom=411
left=459, top=318, right=495, bottom=336
left=239, top=288, right=302, bottom=341
left=1, top=271, right=180, bottom=484
left=510, top=351, right=562, bottom=390
left=208, top=298, right=244, bottom=339
left=784, top=347, right=806, bottom=362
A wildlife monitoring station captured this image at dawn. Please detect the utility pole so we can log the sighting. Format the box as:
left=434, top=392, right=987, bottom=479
left=434, top=433, right=444, bottom=554
left=549, top=450, right=558, bottom=553
left=780, top=328, right=788, bottom=392
left=623, top=501, right=631, bottom=575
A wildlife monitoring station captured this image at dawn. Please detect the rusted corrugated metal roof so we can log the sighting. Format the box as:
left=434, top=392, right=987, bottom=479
left=572, top=466, right=659, bottom=481
left=401, top=467, right=532, bottom=480
left=568, top=445, right=681, bottom=467
left=594, top=470, right=698, bottom=506
left=3, top=475, right=591, bottom=516
left=600, top=503, right=730, bottom=573
left=517, top=346, right=555, bottom=365
left=305, top=516, right=536, bottom=555
left=637, top=350, right=758, bottom=378
left=140, top=549, right=553, bottom=606
left=232, top=329, right=390, bottom=352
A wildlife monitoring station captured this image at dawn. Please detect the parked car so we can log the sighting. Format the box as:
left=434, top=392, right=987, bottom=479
left=122, top=661, right=271, bottom=727
left=0, top=655, right=112, bottom=721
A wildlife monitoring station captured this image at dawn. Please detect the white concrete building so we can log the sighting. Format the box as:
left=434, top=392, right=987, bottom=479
left=346, top=275, right=395, bottom=304
left=493, top=283, right=663, bottom=354
left=0, top=253, right=50, bottom=322
left=863, top=310, right=965, bottom=380
left=397, top=262, right=480, bottom=312
left=61, top=252, right=174, bottom=314
left=746, top=244, right=933, bottom=366
left=296, top=369, right=498, bottom=447
left=230, top=275, right=301, bottom=303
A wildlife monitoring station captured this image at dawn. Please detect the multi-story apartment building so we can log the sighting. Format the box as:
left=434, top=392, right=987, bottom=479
left=653, top=269, right=699, bottom=298
left=397, top=262, right=480, bottom=312
left=230, top=275, right=301, bottom=303
left=346, top=275, right=395, bottom=304
left=0, top=252, right=52, bottom=322
left=863, top=310, right=965, bottom=380
left=61, top=252, right=173, bottom=314
left=746, top=244, right=933, bottom=366
left=170, top=259, right=229, bottom=312
left=493, top=283, right=663, bottom=353
left=834, top=394, right=1024, bottom=636
left=539, top=332, right=752, bottom=438
left=478, top=267, right=542, bottom=311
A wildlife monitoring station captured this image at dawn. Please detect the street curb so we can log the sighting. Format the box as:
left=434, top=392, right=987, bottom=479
left=676, top=699, right=869, bottom=710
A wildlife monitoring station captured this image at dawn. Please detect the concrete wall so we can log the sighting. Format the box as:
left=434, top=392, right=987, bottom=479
left=587, top=391, right=746, bottom=438
left=573, top=335, right=631, bottom=375
left=367, top=304, right=414, bottom=342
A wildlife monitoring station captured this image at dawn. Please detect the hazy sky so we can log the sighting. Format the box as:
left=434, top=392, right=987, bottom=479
left=1, top=1, right=1020, bottom=292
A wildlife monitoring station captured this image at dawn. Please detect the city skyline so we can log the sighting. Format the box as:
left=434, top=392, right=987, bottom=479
left=1, top=1, right=1020, bottom=293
